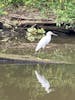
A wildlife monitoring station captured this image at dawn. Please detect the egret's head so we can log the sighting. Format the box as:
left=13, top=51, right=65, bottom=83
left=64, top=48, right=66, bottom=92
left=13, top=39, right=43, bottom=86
left=46, top=31, right=57, bottom=36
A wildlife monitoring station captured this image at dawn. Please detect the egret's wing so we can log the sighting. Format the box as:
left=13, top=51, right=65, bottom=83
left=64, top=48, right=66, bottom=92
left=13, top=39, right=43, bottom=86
left=35, top=36, right=46, bottom=51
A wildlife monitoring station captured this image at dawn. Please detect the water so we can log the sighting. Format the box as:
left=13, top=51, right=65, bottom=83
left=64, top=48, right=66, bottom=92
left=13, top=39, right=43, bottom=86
left=0, top=63, right=75, bottom=100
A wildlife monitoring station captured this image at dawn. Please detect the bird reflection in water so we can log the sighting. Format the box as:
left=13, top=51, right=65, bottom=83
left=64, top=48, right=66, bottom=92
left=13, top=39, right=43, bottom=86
left=35, top=70, right=54, bottom=93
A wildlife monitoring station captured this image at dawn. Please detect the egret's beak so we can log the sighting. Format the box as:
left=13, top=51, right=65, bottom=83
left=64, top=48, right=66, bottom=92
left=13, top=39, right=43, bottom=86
left=52, top=33, right=57, bottom=36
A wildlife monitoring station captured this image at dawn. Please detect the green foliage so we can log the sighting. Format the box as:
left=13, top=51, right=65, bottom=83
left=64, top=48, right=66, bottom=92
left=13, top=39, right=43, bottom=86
left=53, top=1, right=75, bottom=27
left=0, top=0, right=75, bottom=27
left=10, top=0, right=25, bottom=6
left=0, top=3, right=8, bottom=15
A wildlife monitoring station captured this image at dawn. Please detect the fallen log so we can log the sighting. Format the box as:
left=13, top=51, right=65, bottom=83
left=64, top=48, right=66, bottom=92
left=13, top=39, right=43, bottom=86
left=0, top=53, right=74, bottom=65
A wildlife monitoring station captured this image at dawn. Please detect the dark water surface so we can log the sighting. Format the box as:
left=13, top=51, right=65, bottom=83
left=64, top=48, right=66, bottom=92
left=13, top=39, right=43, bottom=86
left=0, top=64, right=75, bottom=100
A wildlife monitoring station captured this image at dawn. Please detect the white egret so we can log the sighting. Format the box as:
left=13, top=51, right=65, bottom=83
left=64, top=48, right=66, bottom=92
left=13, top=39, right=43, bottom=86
left=35, top=70, right=53, bottom=93
left=35, top=31, right=57, bottom=52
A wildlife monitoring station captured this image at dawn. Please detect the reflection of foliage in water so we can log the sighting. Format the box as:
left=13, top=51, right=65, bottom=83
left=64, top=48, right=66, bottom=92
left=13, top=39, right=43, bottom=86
left=0, top=64, right=75, bottom=100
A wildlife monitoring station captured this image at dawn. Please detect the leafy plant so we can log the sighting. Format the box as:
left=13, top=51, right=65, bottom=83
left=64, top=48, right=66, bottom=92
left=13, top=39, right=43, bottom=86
left=26, top=26, right=45, bottom=42
left=53, top=1, right=75, bottom=28
left=0, top=3, right=8, bottom=15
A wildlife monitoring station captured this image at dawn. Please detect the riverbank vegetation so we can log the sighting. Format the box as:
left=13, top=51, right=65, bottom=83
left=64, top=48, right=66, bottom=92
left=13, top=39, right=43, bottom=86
left=0, top=0, right=75, bottom=27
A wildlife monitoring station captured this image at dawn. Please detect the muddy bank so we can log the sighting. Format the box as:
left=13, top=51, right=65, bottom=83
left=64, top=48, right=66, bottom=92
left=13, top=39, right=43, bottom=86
left=0, top=43, right=75, bottom=64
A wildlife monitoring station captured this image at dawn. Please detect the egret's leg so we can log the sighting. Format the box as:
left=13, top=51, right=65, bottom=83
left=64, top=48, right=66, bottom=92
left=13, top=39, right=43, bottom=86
left=42, top=47, right=45, bottom=52
left=34, top=51, right=37, bottom=56
left=38, top=49, right=41, bottom=53
left=34, top=49, right=41, bottom=57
